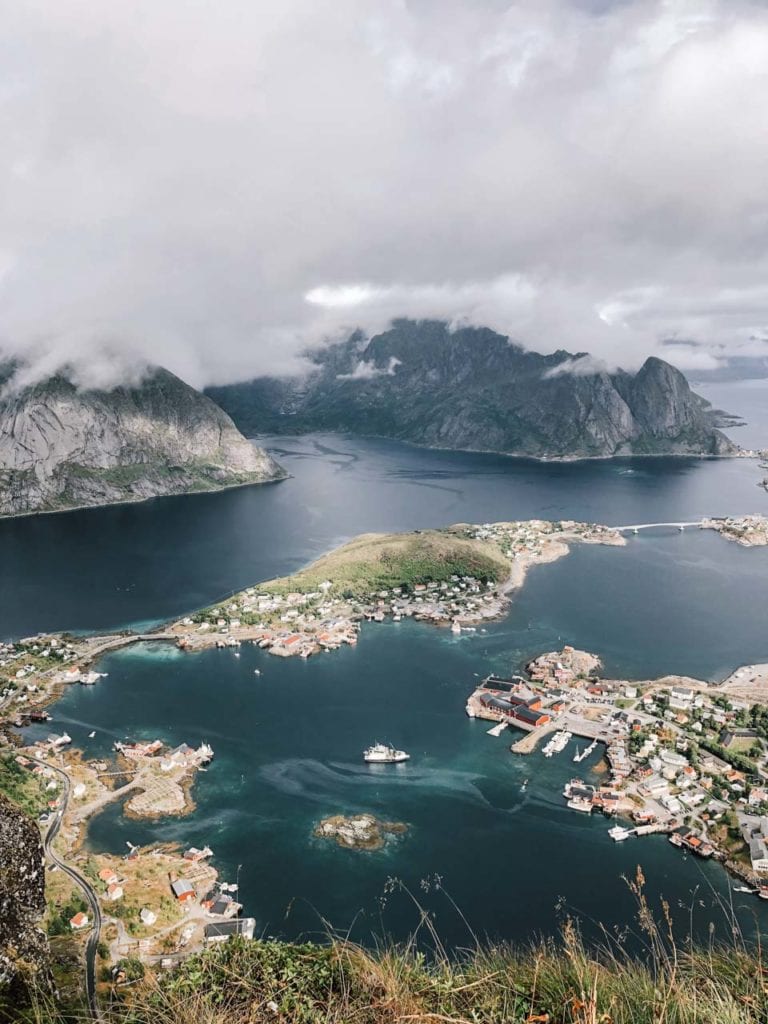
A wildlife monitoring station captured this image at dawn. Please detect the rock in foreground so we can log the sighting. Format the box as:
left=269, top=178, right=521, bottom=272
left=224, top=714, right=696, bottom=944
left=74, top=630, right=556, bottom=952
left=0, top=793, right=49, bottom=999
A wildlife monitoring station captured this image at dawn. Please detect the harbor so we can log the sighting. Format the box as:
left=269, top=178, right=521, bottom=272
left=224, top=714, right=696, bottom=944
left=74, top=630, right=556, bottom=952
left=4, top=507, right=768, bottom=984
left=466, top=643, right=768, bottom=889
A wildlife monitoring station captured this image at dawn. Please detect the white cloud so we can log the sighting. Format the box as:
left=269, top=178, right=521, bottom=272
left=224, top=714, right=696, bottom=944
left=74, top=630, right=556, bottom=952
left=544, top=354, right=611, bottom=378
left=1, top=0, right=768, bottom=386
left=337, top=356, right=401, bottom=380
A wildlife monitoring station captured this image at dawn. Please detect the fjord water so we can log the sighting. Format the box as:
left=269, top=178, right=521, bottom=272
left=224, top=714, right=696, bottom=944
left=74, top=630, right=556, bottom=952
left=13, top=429, right=768, bottom=949
left=2, top=433, right=768, bottom=638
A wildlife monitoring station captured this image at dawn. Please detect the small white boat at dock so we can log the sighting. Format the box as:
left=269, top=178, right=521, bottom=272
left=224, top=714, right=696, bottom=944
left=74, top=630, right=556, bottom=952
left=543, top=730, right=572, bottom=757
left=608, top=825, right=633, bottom=842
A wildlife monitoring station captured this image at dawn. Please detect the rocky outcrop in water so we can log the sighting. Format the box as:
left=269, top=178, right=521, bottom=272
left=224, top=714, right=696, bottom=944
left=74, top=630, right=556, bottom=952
left=0, top=792, right=49, bottom=999
left=208, top=320, right=734, bottom=458
left=0, top=364, right=286, bottom=517
left=314, top=814, right=408, bottom=851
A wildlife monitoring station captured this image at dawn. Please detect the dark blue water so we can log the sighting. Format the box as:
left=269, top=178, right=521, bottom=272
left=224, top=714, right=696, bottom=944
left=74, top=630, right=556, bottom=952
left=2, top=433, right=767, bottom=638
left=13, top=432, right=768, bottom=950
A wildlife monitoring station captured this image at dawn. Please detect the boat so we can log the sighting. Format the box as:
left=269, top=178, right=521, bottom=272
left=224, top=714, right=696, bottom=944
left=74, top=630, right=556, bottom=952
left=364, top=743, right=410, bottom=764
left=88, top=730, right=96, bottom=738
left=608, top=825, right=632, bottom=842
left=734, top=885, right=754, bottom=893
left=543, top=730, right=572, bottom=757
left=567, top=797, right=593, bottom=813
left=520, top=779, right=528, bottom=792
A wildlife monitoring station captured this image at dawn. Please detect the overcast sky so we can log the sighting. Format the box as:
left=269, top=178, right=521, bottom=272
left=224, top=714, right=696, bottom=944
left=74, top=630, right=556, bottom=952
left=1, top=0, right=768, bottom=388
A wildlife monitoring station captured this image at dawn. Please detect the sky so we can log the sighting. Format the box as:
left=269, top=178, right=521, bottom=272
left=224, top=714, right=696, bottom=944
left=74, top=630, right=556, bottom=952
left=1, top=0, right=768, bottom=388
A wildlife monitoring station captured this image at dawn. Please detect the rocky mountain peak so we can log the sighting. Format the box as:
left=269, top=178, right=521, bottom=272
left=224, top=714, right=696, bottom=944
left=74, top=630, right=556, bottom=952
left=206, top=319, right=734, bottom=459
left=0, top=363, right=286, bottom=517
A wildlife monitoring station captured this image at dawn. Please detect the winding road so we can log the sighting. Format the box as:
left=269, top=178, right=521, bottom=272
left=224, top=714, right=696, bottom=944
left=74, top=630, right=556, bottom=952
left=29, top=755, right=102, bottom=1021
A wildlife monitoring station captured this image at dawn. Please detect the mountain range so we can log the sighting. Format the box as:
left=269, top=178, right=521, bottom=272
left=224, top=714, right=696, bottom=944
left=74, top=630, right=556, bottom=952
left=207, top=319, right=734, bottom=459
left=0, top=364, right=285, bottom=518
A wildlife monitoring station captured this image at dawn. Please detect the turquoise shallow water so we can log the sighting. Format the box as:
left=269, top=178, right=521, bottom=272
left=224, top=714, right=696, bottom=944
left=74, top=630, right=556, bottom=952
left=23, top=527, right=768, bottom=951
left=9, top=429, right=768, bottom=949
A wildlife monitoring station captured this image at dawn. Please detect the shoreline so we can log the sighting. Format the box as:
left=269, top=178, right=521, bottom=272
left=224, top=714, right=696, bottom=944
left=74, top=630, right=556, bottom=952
left=469, top=645, right=768, bottom=889
left=0, top=468, right=288, bottom=523
left=259, top=429, right=761, bottom=464
left=3, top=516, right=767, bottom=726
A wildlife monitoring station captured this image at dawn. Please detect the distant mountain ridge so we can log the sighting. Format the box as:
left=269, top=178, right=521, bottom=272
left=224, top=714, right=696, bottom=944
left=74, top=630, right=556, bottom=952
left=0, top=364, right=285, bottom=517
left=207, top=319, right=734, bottom=458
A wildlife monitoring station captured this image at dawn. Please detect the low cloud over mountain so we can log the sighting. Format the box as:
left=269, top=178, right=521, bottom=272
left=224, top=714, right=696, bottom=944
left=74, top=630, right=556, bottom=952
left=1, top=1, right=768, bottom=386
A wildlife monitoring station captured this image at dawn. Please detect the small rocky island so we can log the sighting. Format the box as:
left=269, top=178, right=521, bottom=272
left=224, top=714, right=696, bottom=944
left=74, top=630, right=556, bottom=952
left=314, top=814, right=408, bottom=851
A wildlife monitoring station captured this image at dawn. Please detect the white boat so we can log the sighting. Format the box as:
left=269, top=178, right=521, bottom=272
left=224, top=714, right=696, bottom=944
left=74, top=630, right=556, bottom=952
left=543, top=730, right=572, bottom=757
left=733, top=885, right=754, bottom=893
left=88, top=730, right=96, bottom=738
left=567, top=797, right=593, bottom=813
left=364, top=743, right=410, bottom=764
left=608, top=825, right=632, bottom=842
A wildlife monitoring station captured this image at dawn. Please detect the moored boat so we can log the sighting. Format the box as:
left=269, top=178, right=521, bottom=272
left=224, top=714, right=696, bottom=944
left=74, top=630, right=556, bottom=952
left=364, top=743, right=410, bottom=764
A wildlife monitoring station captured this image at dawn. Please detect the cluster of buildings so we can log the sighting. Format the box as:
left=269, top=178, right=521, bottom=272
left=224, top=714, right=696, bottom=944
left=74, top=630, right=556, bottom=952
left=466, top=644, right=768, bottom=884
left=703, top=514, right=768, bottom=547
left=0, top=635, right=77, bottom=709
left=177, top=571, right=504, bottom=659
left=114, top=739, right=214, bottom=772
left=466, top=675, right=561, bottom=729
left=177, top=586, right=362, bottom=659
left=465, top=519, right=621, bottom=559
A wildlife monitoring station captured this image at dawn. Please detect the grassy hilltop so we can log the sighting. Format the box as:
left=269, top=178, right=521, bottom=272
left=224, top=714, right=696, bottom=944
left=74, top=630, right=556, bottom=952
left=259, top=527, right=510, bottom=598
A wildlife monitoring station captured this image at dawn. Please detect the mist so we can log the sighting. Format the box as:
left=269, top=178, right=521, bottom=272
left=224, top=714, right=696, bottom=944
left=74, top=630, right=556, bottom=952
left=1, top=0, right=768, bottom=389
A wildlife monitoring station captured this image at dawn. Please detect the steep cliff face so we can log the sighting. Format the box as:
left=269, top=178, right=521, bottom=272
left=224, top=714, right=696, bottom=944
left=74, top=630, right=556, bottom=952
left=0, top=792, right=49, bottom=997
left=0, top=365, right=286, bottom=517
left=207, top=320, right=734, bottom=458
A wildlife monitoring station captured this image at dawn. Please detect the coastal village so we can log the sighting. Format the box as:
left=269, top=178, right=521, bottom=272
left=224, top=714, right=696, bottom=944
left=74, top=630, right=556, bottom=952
left=467, top=644, right=768, bottom=892
left=1, top=514, right=768, bottom=999
left=169, top=518, right=626, bottom=658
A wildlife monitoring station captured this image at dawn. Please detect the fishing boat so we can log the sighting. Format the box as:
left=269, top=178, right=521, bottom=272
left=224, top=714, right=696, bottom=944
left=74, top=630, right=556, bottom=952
left=364, top=743, right=410, bottom=764
left=608, top=825, right=632, bottom=842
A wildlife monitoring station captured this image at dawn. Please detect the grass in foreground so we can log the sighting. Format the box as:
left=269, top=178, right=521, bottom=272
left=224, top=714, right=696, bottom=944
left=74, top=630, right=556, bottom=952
left=13, top=918, right=768, bottom=1024
left=7, top=873, right=768, bottom=1024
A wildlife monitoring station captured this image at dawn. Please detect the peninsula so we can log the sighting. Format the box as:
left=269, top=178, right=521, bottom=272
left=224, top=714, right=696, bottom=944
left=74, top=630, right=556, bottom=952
left=2, top=513, right=768, bottom=1006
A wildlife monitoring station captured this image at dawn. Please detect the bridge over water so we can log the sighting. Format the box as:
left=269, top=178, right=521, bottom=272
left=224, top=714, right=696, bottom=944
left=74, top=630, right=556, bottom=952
left=613, top=520, right=707, bottom=532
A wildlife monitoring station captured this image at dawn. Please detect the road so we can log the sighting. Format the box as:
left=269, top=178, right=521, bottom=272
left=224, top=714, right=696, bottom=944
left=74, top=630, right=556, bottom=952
left=29, top=754, right=102, bottom=1021
left=614, top=520, right=705, bottom=531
